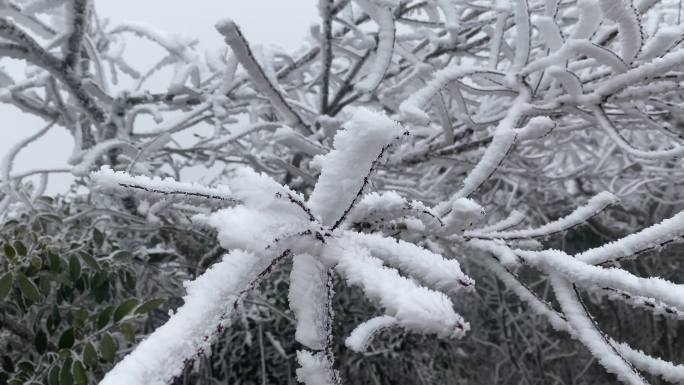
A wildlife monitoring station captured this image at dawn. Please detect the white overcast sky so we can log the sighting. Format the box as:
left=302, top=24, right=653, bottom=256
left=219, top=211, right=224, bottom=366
left=1, top=0, right=318, bottom=194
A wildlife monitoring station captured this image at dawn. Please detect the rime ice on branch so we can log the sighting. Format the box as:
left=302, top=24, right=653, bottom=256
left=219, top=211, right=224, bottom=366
left=99, top=250, right=272, bottom=385
left=4, top=1, right=684, bottom=384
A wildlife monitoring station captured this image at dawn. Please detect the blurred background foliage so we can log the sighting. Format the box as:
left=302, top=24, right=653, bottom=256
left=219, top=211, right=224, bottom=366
left=3, top=187, right=680, bottom=385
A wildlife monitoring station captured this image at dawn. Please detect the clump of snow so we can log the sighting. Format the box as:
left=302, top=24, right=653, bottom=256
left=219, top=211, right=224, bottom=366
left=202, top=169, right=312, bottom=252
left=308, top=107, right=404, bottom=226
left=599, top=0, right=643, bottom=63
left=547, top=67, right=583, bottom=98
left=440, top=197, right=486, bottom=233
left=571, top=0, right=602, bottom=39
left=469, top=239, right=520, bottom=267
left=339, top=231, right=474, bottom=292
left=345, top=315, right=397, bottom=352
left=533, top=16, right=563, bottom=52
left=353, top=0, right=396, bottom=93
left=289, top=254, right=329, bottom=350
left=324, top=243, right=469, bottom=338
left=296, top=350, right=339, bottom=385
left=347, top=191, right=442, bottom=231
left=516, top=116, right=555, bottom=140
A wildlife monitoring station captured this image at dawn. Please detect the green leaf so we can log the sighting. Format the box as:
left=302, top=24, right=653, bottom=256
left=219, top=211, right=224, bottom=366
left=48, top=253, right=62, bottom=273
left=29, top=256, right=42, bottom=270
left=39, top=275, right=51, bottom=296
left=109, top=250, right=131, bottom=259
left=99, top=332, right=116, bottom=363
left=2, top=355, right=14, bottom=372
left=47, top=305, right=61, bottom=334
left=93, top=228, right=104, bottom=248
left=13, top=241, right=27, bottom=257
left=113, top=299, right=139, bottom=322
left=48, top=365, right=59, bottom=385
left=78, top=252, right=99, bottom=271
left=17, top=361, right=34, bottom=374
left=96, top=306, right=114, bottom=329
left=134, top=298, right=165, bottom=315
left=4, top=243, right=16, bottom=259
left=0, top=272, right=13, bottom=299
left=37, top=196, right=54, bottom=204
left=60, top=358, right=73, bottom=385
left=52, top=304, right=61, bottom=324
left=34, top=329, right=48, bottom=355
left=53, top=274, right=72, bottom=288
left=58, top=328, right=74, bottom=350
left=82, top=342, right=97, bottom=368
left=68, top=255, right=81, bottom=281
left=39, top=212, right=60, bottom=223
left=120, top=323, right=136, bottom=344
left=123, top=271, right=136, bottom=291
left=72, top=308, right=88, bottom=329
left=15, top=273, right=42, bottom=302
left=91, top=271, right=108, bottom=288
left=74, top=276, right=85, bottom=293
left=72, top=361, right=86, bottom=385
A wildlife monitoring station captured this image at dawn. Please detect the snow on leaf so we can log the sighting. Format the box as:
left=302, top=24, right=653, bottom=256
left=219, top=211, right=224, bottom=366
left=516, top=116, right=556, bottom=140
left=215, top=18, right=309, bottom=130
left=399, top=65, right=481, bottom=125
left=546, top=66, right=584, bottom=98
left=599, top=0, right=643, bottom=64
left=577, top=208, right=684, bottom=265
left=289, top=253, right=329, bottom=350
left=353, top=0, right=395, bottom=93
left=468, top=192, right=617, bottom=240
left=638, top=25, right=683, bottom=61
left=91, top=167, right=236, bottom=206
left=71, top=140, right=137, bottom=177
left=347, top=191, right=443, bottom=230
left=533, top=15, right=563, bottom=52
left=324, top=242, right=469, bottom=338
left=518, top=249, right=684, bottom=311
left=345, top=315, right=396, bottom=352
left=571, top=0, right=602, bottom=39
left=99, top=250, right=266, bottom=385
left=339, top=231, right=474, bottom=292
left=307, top=107, right=404, bottom=226
left=550, top=275, right=648, bottom=385
left=439, top=197, right=486, bottom=233
left=202, top=169, right=312, bottom=252
left=512, top=0, right=531, bottom=71
left=296, top=350, right=339, bottom=385
left=482, top=256, right=684, bottom=384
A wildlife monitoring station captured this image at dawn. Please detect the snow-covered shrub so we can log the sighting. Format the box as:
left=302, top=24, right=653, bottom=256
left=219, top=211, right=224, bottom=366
left=3, top=0, right=684, bottom=384
left=0, top=194, right=181, bottom=385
